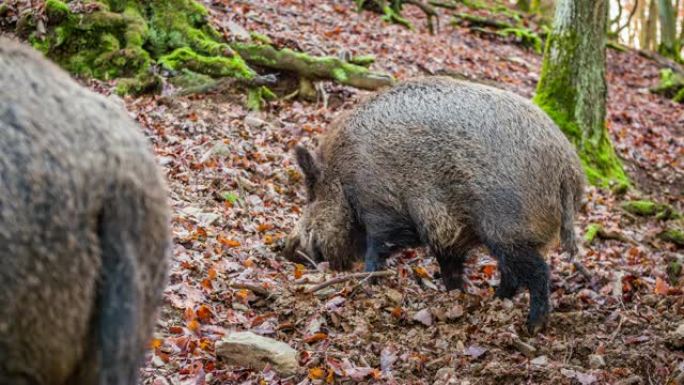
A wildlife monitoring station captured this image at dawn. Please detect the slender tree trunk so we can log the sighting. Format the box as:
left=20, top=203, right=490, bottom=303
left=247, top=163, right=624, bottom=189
left=657, top=0, right=680, bottom=59
left=631, top=0, right=646, bottom=46
left=534, top=0, right=628, bottom=187
left=641, top=0, right=658, bottom=50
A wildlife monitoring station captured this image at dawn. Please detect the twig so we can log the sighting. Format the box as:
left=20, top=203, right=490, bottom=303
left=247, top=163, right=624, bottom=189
left=230, top=281, right=271, bottom=297
left=305, top=271, right=393, bottom=294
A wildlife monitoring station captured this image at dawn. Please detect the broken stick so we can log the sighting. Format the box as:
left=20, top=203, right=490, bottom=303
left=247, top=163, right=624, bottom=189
left=305, top=271, right=394, bottom=294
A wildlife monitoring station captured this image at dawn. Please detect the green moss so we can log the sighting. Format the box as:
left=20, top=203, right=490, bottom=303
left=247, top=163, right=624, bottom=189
left=246, top=85, right=276, bottom=111
left=115, top=73, right=162, bottom=95
left=45, top=0, right=70, bottom=22
left=651, top=69, right=684, bottom=103
left=534, top=29, right=629, bottom=189
left=381, top=5, right=413, bottom=30
left=349, top=55, right=375, bottom=67
left=621, top=200, right=681, bottom=219
left=499, top=27, right=542, bottom=53
left=659, top=228, right=684, bottom=246
left=584, top=223, right=602, bottom=244
left=232, top=43, right=393, bottom=90
left=158, top=47, right=254, bottom=79
left=250, top=32, right=272, bottom=45
left=170, top=69, right=214, bottom=88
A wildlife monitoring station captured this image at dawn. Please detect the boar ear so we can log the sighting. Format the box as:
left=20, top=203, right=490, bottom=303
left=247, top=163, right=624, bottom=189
left=295, top=146, right=321, bottom=196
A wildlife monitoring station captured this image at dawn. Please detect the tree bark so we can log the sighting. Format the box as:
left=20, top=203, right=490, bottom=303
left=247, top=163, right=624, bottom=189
left=657, top=0, right=680, bottom=59
left=641, top=0, right=658, bottom=51
left=534, top=0, right=628, bottom=188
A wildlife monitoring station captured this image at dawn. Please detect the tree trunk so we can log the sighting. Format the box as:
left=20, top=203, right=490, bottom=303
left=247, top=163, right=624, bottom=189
left=534, top=0, right=628, bottom=188
left=630, top=0, right=646, bottom=46
left=657, top=0, right=680, bottom=59
left=641, top=0, right=658, bottom=51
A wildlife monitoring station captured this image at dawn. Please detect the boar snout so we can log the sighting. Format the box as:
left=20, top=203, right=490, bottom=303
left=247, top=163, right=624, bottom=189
left=283, top=233, right=319, bottom=268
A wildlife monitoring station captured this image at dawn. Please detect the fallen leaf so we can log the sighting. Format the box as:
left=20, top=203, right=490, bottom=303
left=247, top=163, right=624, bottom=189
left=655, top=277, right=669, bottom=295
left=294, top=263, right=305, bottom=279
left=303, top=332, right=328, bottom=344
left=412, top=308, right=433, bottom=326
left=308, top=367, right=326, bottom=379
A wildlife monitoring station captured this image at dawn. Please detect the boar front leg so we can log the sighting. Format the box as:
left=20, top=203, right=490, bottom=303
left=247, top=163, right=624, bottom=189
left=435, top=252, right=467, bottom=291
left=364, top=234, right=388, bottom=272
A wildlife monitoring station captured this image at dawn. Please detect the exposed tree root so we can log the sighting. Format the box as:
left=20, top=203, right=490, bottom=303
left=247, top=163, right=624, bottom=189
left=355, top=0, right=439, bottom=34
left=6, top=0, right=393, bottom=106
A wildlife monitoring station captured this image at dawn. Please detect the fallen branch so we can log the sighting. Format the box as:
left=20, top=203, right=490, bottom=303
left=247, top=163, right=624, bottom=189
left=305, top=271, right=394, bottom=293
left=230, top=281, right=272, bottom=297
left=233, top=43, right=394, bottom=90
left=584, top=223, right=637, bottom=245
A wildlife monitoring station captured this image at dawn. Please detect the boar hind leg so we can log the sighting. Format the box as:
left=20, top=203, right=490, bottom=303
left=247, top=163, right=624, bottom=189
left=489, top=244, right=550, bottom=335
left=74, top=185, right=167, bottom=385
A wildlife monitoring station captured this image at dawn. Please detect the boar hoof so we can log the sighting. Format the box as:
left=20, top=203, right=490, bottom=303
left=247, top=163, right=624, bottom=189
left=526, top=311, right=549, bottom=336
left=442, top=275, right=465, bottom=292
left=494, top=284, right=518, bottom=299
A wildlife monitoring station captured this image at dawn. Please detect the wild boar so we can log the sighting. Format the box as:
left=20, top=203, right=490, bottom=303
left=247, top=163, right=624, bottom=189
left=285, top=77, right=585, bottom=333
left=0, top=38, right=170, bottom=384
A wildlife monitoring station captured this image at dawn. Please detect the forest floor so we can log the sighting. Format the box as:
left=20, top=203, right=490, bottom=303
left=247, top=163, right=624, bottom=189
left=76, top=1, right=683, bottom=384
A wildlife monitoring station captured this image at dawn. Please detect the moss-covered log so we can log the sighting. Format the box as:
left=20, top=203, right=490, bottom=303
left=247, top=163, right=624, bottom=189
left=232, top=43, right=393, bottom=91
left=659, top=228, right=684, bottom=247
left=533, top=0, right=629, bottom=189
left=9, top=0, right=392, bottom=102
left=621, top=200, right=681, bottom=220
left=650, top=69, right=684, bottom=103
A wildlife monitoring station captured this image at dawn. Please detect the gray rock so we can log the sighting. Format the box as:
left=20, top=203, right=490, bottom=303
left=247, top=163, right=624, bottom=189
left=216, top=332, right=299, bottom=375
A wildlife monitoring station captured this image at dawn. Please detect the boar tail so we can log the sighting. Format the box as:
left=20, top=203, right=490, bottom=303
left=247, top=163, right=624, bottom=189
left=560, top=177, right=591, bottom=280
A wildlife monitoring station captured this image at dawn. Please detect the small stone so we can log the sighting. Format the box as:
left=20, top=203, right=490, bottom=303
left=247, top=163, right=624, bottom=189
left=412, top=308, right=433, bottom=326
left=385, top=288, right=403, bottom=305
left=531, top=355, right=548, bottom=366
left=588, top=354, right=606, bottom=368
left=215, top=332, right=298, bottom=376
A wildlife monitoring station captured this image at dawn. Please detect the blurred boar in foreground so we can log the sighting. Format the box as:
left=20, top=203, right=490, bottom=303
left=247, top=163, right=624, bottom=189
left=285, top=77, right=585, bottom=333
left=0, top=38, right=170, bottom=384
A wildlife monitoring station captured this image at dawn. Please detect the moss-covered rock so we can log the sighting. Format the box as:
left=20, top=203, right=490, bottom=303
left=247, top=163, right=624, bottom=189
left=659, top=228, right=684, bottom=247
left=621, top=200, right=681, bottom=220
left=650, top=69, right=684, bottom=103
left=584, top=223, right=602, bottom=244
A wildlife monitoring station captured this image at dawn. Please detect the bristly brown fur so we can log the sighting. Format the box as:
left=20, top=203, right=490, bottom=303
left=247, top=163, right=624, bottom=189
left=285, top=77, right=585, bottom=334
left=0, top=38, right=170, bottom=385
